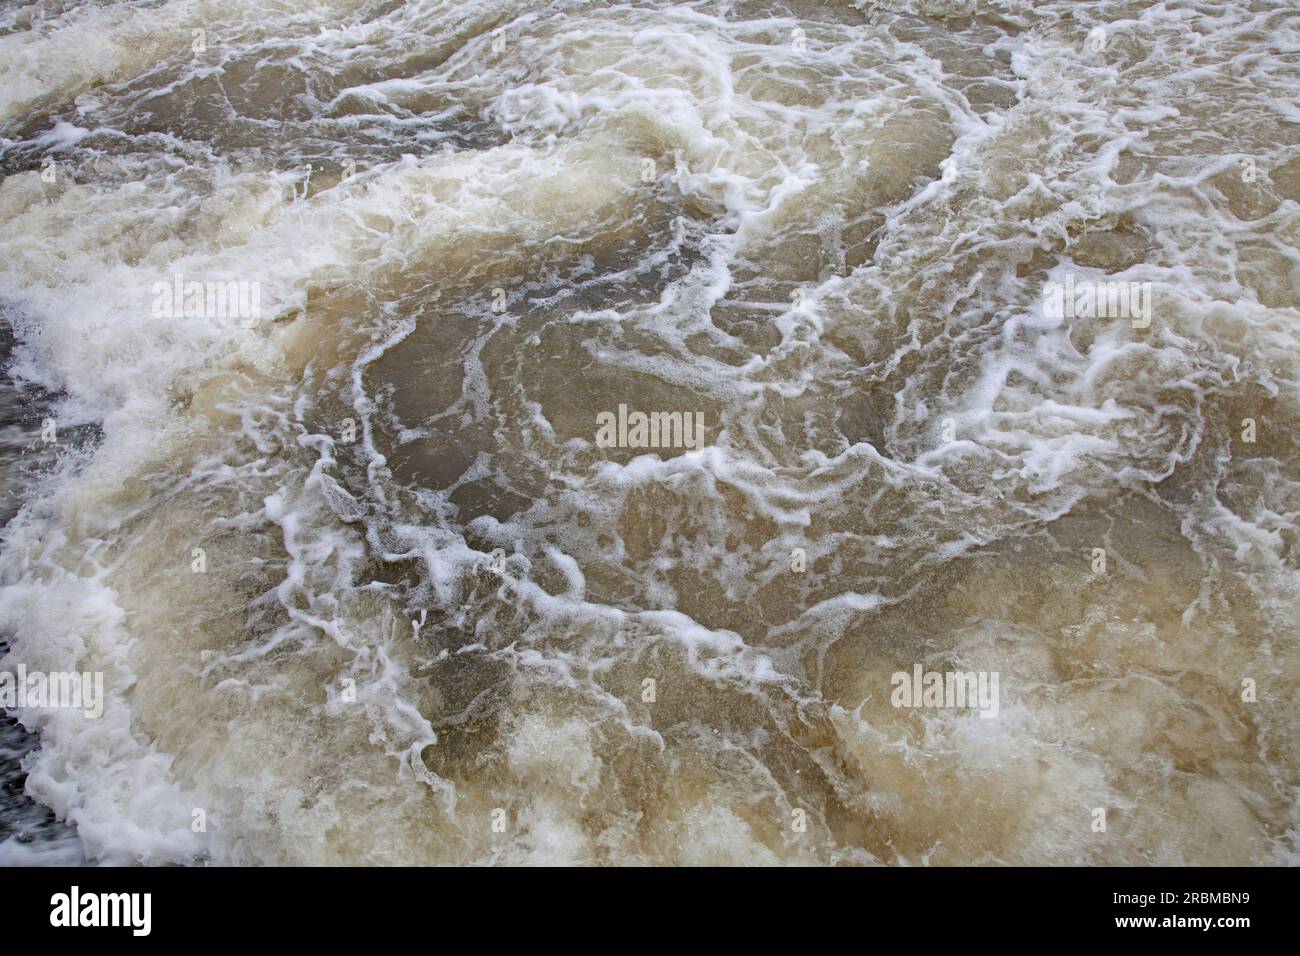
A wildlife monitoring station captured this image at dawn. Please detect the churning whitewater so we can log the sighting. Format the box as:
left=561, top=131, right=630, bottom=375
left=0, top=0, right=1297, bottom=865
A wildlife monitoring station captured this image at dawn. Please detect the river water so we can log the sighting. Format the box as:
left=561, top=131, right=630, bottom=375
left=0, top=0, right=1296, bottom=865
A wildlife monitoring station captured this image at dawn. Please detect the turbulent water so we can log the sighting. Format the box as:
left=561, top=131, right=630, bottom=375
left=0, top=0, right=1296, bottom=866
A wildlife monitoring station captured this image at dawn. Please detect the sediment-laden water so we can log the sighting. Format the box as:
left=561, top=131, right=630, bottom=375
left=0, top=0, right=1297, bottom=865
